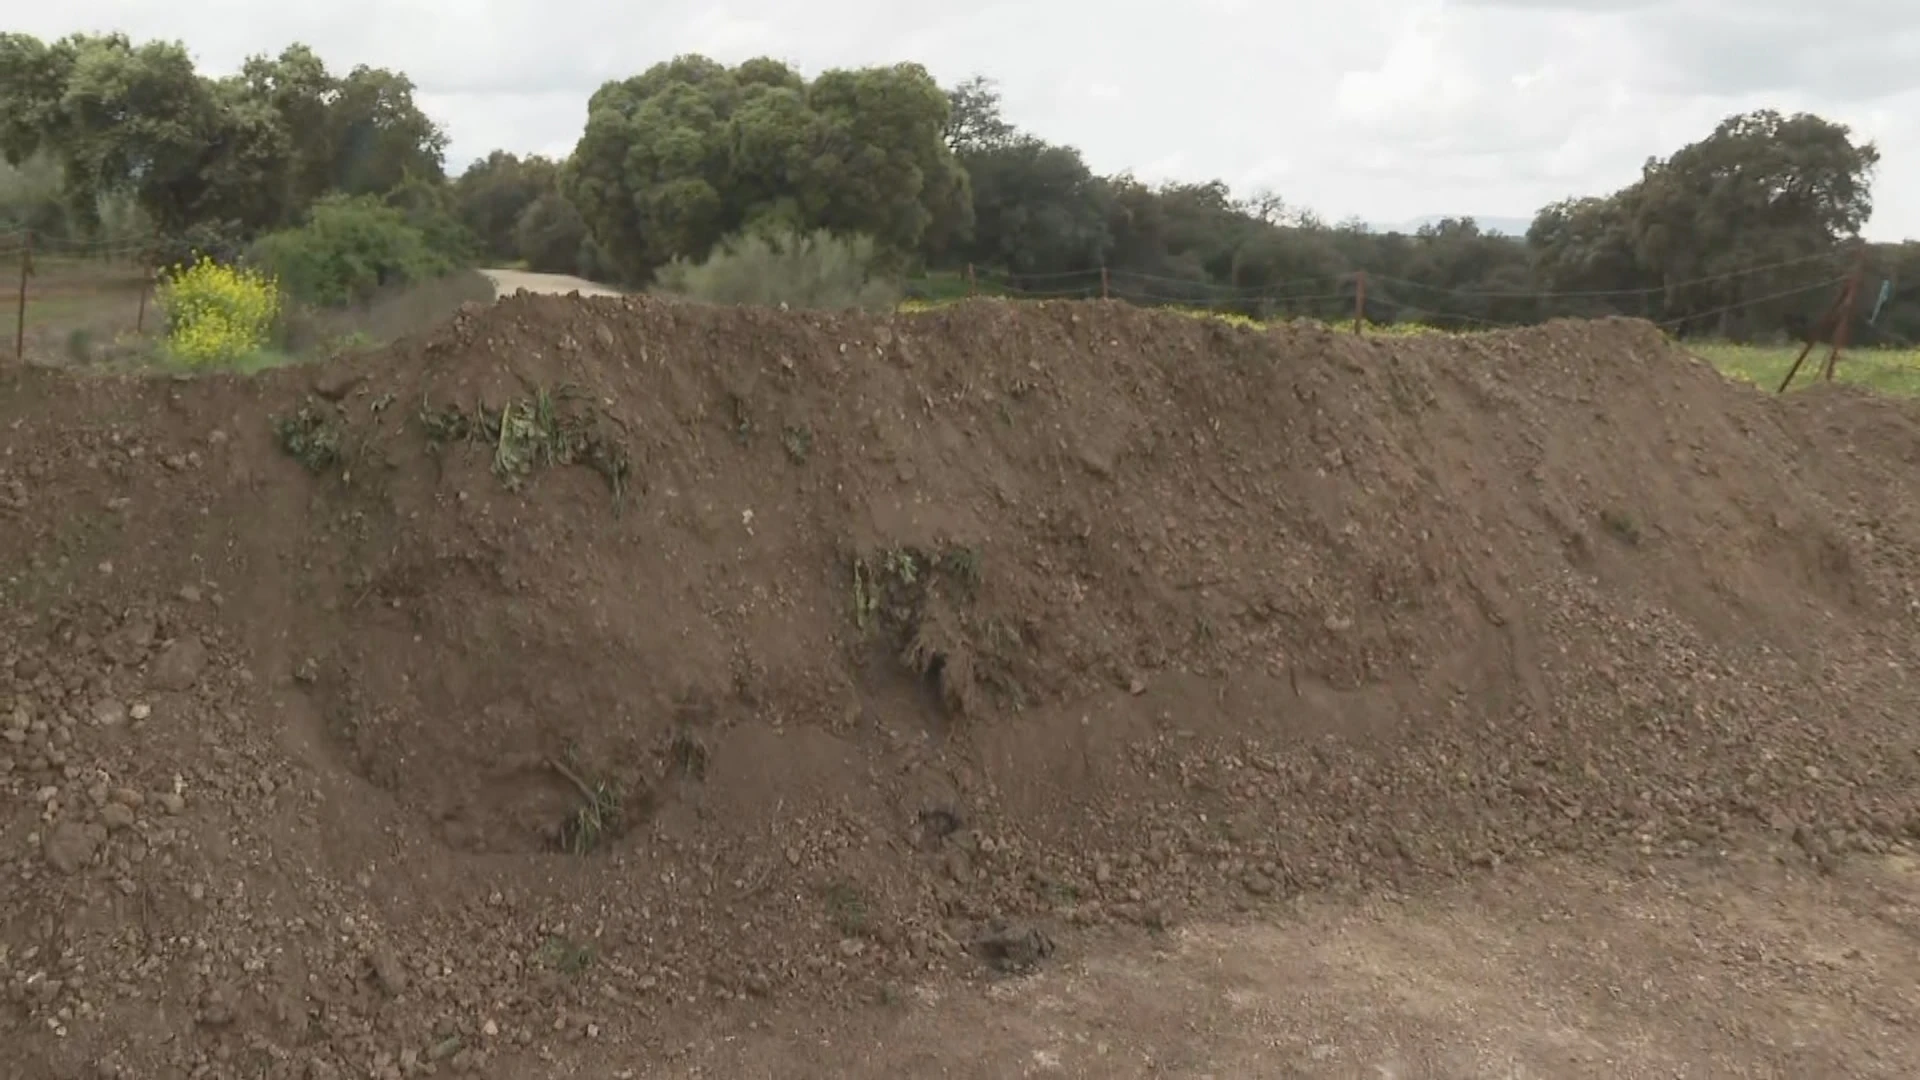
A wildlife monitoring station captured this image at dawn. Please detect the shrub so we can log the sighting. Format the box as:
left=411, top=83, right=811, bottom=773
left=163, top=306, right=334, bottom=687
left=653, top=229, right=901, bottom=312
left=156, top=256, right=281, bottom=367
left=384, top=175, right=483, bottom=268
left=251, top=195, right=455, bottom=308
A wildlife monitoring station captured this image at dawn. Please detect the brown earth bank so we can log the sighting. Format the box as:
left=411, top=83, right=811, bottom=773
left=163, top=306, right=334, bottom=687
left=2, top=297, right=1920, bottom=1078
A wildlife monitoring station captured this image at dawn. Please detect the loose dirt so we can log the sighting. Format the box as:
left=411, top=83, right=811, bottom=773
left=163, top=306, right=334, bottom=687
left=3, top=296, right=1920, bottom=1078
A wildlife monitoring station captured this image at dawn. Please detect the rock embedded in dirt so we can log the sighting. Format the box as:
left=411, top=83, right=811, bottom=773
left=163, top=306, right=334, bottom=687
left=370, top=947, right=409, bottom=997
left=93, top=699, right=128, bottom=728
left=970, top=923, right=1055, bottom=974
left=148, top=636, right=208, bottom=691
left=43, top=821, right=106, bottom=874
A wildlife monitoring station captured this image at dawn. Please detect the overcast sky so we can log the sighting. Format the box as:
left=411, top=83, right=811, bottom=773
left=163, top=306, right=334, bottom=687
left=22, top=0, right=1920, bottom=240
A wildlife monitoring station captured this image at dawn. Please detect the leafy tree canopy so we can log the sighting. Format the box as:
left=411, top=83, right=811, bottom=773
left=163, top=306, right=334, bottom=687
left=562, top=54, right=971, bottom=282
left=0, top=32, right=447, bottom=242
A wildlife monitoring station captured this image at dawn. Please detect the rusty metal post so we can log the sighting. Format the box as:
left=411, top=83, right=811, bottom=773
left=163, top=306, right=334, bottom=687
left=1778, top=273, right=1853, bottom=393
left=1775, top=337, right=1822, bottom=394
left=1820, top=250, right=1868, bottom=381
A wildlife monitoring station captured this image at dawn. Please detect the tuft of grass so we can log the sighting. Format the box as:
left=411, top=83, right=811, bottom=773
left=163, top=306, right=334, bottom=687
left=548, top=752, right=621, bottom=856
left=727, top=391, right=753, bottom=445
left=670, top=727, right=709, bottom=781
left=937, top=546, right=983, bottom=594
left=1599, top=507, right=1643, bottom=547
left=823, top=882, right=870, bottom=937
left=781, top=424, right=813, bottom=464
left=63, top=328, right=94, bottom=363
left=534, top=935, right=596, bottom=976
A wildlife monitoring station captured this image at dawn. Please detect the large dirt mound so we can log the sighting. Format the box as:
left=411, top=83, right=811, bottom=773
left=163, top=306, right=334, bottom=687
left=4, top=297, right=1920, bottom=1077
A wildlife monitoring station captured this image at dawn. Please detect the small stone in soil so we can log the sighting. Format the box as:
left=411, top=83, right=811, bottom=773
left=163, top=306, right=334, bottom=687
left=43, top=822, right=107, bottom=874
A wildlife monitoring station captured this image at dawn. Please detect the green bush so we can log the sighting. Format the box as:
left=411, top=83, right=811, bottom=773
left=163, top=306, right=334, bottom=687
left=251, top=194, right=456, bottom=307
left=654, top=229, right=900, bottom=312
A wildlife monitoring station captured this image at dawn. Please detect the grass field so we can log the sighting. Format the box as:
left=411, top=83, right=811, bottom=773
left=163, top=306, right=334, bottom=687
left=1681, top=342, right=1920, bottom=396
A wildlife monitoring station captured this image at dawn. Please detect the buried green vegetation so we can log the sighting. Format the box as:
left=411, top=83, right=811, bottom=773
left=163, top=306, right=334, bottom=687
left=267, top=383, right=633, bottom=507
left=850, top=544, right=983, bottom=633
left=822, top=881, right=871, bottom=938
left=271, top=403, right=347, bottom=473
left=849, top=542, right=1012, bottom=717
left=533, top=934, right=596, bottom=976
left=418, top=386, right=632, bottom=502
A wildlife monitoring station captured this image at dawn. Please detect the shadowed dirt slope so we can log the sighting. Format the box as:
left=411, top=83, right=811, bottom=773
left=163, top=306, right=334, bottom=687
left=3, top=297, right=1920, bottom=1077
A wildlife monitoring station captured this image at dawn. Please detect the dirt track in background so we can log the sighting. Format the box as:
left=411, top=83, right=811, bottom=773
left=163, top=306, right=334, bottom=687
left=480, top=267, right=624, bottom=298
left=4, top=297, right=1920, bottom=1077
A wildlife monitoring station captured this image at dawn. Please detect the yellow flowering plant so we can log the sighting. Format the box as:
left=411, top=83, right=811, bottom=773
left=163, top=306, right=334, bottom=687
left=156, top=256, right=282, bottom=367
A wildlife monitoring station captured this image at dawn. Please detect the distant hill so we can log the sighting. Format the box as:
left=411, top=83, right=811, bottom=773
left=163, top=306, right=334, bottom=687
left=1372, top=214, right=1534, bottom=238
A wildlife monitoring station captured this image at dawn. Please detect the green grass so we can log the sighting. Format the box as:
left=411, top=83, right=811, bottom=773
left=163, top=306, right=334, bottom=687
left=905, top=269, right=1011, bottom=303
left=1684, top=343, right=1920, bottom=397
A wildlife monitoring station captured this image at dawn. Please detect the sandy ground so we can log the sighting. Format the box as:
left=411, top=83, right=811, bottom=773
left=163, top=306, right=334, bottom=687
left=658, top=842, right=1920, bottom=1079
left=480, top=267, right=625, bottom=299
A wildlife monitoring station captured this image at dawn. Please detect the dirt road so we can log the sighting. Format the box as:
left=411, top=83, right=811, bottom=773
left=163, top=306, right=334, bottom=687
left=588, top=843, right=1920, bottom=1078
left=480, top=266, right=624, bottom=298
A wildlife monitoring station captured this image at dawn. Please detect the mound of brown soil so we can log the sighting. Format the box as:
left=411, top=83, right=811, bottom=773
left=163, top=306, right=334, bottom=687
left=4, top=297, right=1920, bottom=1077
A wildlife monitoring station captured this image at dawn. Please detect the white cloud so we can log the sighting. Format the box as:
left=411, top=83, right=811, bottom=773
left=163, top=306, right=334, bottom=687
left=16, top=0, right=1920, bottom=239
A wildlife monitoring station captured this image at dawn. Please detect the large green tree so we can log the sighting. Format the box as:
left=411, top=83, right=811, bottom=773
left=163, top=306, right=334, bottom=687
left=452, top=150, right=563, bottom=262
left=1523, top=108, right=1880, bottom=335
left=941, top=78, right=1108, bottom=276
left=0, top=32, right=448, bottom=241
left=563, top=54, right=970, bottom=283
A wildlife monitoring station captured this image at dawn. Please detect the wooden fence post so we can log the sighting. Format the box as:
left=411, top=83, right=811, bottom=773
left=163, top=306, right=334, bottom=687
left=966, top=263, right=976, bottom=297
left=1353, top=271, right=1368, bottom=335
left=14, top=229, right=31, bottom=362
left=1100, top=265, right=1110, bottom=300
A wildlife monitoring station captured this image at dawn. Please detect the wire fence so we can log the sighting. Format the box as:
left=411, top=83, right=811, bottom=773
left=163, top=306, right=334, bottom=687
left=4, top=229, right=159, bottom=364
left=0, top=226, right=1890, bottom=385
left=904, top=253, right=1866, bottom=338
